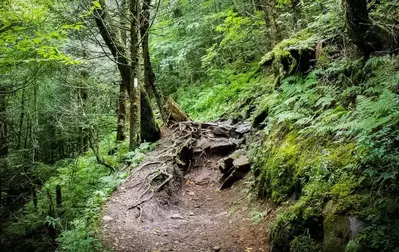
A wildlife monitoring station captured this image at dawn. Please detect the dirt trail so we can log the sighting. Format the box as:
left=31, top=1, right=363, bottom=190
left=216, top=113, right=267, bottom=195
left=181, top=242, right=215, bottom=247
left=101, top=124, right=272, bottom=252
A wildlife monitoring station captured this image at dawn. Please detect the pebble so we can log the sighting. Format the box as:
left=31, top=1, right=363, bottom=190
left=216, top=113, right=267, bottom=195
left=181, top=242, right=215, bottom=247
left=103, top=216, right=114, bottom=221
left=214, top=246, right=221, bottom=251
left=171, top=214, right=184, bottom=220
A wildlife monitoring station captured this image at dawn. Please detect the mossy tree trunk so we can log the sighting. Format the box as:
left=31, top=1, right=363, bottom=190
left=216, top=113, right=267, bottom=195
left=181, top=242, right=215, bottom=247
left=291, top=0, right=301, bottom=31
left=116, top=82, right=128, bottom=142
left=141, top=87, right=161, bottom=142
left=342, top=0, right=381, bottom=55
left=116, top=0, right=129, bottom=142
left=0, top=88, right=7, bottom=206
left=129, top=0, right=141, bottom=150
left=262, top=0, right=281, bottom=47
left=141, top=0, right=168, bottom=123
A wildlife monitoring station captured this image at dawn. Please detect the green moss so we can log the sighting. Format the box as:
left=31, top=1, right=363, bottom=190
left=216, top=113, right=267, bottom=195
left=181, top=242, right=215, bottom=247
left=271, top=196, right=324, bottom=250
left=259, top=29, right=318, bottom=77
left=290, top=235, right=323, bottom=252
left=256, top=131, right=301, bottom=202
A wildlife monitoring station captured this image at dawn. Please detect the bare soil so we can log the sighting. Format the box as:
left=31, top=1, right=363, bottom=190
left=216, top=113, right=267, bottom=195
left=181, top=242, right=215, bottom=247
left=101, top=126, right=272, bottom=252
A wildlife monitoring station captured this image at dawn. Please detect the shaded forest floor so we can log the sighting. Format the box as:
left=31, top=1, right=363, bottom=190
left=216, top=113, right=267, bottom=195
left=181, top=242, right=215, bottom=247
left=101, top=125, right=272, bottom=252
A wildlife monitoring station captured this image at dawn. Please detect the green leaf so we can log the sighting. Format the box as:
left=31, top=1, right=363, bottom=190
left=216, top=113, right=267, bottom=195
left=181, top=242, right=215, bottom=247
left=92, top=1, right=101, bottom=9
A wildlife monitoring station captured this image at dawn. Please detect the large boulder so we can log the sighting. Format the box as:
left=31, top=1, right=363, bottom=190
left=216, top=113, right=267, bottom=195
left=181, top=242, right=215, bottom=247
left=323, top=201, right=364, bottom=252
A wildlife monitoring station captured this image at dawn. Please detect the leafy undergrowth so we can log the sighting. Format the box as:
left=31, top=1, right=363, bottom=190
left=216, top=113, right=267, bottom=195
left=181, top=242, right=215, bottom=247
left=175, top=8, right=399, bottom=252
left=4, top=134, right=156, bottom=251
left=175, top=63, right=264, bottom=122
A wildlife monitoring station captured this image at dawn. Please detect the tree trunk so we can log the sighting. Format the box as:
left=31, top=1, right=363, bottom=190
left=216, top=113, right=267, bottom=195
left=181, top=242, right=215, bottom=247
left=262, top=0, right=281, bottom=47
left=129, top=0, right=141, bottom=150
left=342, top=0, right=381, bottom=55
left=0, top=88, right=7, bottom=207
left=116, top=82, right=127, bottom=141
left=17, top=88, right=25, bottom=150
left=79, top=72, right=89, bottom=152
left=166, top=97, right=191, bottom=123
left=55, top=185, right=62, bottom=208
left=141, top=87, right=161, bottom=142
left=291, top=0, right=301, bottom=31
left=116, top=0, right=129, bottom=142
left=141, top=0, right=168, bottom=123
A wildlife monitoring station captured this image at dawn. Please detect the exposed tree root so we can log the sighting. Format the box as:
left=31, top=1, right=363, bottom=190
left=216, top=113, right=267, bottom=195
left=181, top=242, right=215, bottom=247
left=126, top=120, right=247, bottom=211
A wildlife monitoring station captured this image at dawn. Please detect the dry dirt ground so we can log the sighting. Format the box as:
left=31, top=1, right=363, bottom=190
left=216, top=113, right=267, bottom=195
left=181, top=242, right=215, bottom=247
left=101, top=126, right=273, bottom=252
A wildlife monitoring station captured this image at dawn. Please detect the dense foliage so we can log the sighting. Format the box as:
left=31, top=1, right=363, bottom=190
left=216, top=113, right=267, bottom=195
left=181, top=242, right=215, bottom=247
left=152, top=0, right=399, bottom=251
left=1, top=0, right=398, bottom=251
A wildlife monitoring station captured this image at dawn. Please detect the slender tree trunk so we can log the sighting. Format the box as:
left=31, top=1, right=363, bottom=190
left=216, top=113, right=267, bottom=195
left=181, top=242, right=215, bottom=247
left=342, top=0, right=381, bottom=55
left=55, top=185, right=62, bottom=208
left=116, top=82, right=128, bottom=141
left=0, top=88, right=8, bottom=207
left=140, top=87, right=161, bottom=141
left=129, top=0, right=141, bottom=150
left=140, top=0, right=168, bottom=123
left=17, top=88, right=25, bottom=150
left=32, top=82, right=38, bottom=164
left=262, top=0, right=281, bottom=47
left=116, top=0, right=129, bottom=142
left=291, top=0, right=301, bottom=31
left=79, top=71, right=89, bottom=152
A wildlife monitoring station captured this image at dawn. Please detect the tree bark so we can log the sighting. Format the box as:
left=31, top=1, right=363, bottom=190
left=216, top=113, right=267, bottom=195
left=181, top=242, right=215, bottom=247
left=141, top=87, right=161, bottom=142
left=129, top=0, right=142, bottom=150
left=166, top=97, right=191, bottom=123
left=141, top=0, right=168, bottom=123
left=0, top=88, right=7, bottom=207
left=291, top=0, right=301, bottom=31
left=55, top=185, right=62, bottom=208
left=342, top=0, right=381, bottom=55
left=79, top=70, right=89, bottom=152
left=116, top=0, right=129, bottom=142
left=262, top=0, right=281, bottom=47
left=17, top=88, right=25, bottom=150
left=116, top=82, right=127, bottom=141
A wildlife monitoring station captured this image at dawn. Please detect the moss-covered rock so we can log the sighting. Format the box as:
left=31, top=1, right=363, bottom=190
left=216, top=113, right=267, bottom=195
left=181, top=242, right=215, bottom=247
left=323, top=201, right=365, bottom=252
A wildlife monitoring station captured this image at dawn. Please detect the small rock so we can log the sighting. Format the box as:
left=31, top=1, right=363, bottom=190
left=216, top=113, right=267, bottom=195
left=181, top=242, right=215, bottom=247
left=218, top=162, right=228, bottom=173
left=210, top=141, right=236, bottom=155
left=232, top=138, right=245, bottom=147
left=171, top=214, right=184, bottom=220
left=213, top=126, right=232, bottom=137
left=233, top=155, right=251, bottom=173
left=187, top=191, right=195, bottom=196
left=214, top=246, right=221, bottom=252
left=219, top=150, right=245, bottom=175
left=189, top=212, right=195, bottom=216
left=103, top=216, right=114, bottom=221
left=196, top=138, right=211, bottom=150
left=235, top=121, right=251, bottom=135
